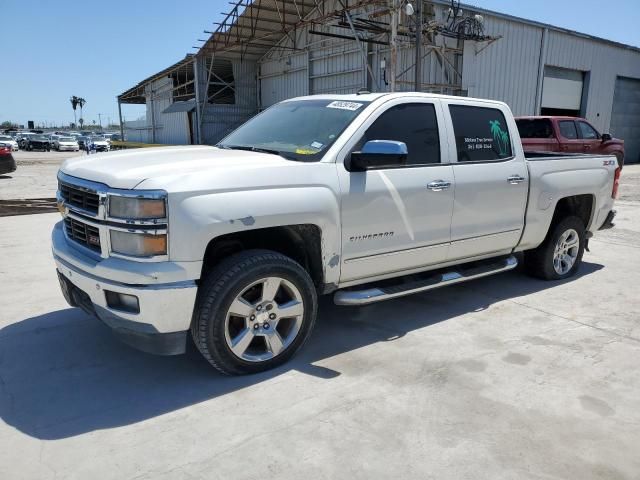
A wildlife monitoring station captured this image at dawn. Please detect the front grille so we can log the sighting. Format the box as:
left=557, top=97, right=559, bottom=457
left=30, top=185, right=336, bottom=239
left=64, top=217, right=101, bottom=252
left=59, top=182, right=100, bottom=214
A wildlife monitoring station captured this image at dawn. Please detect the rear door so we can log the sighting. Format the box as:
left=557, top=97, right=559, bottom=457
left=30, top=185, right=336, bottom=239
left=576, top=120, right=602, bottom=154
left=556, top=120, right=583, bottom=153
left=337, top=98, right=454, bottom=282
left=516, top=118, right=558, bottom=152
left=443, top=101, right=529, bottom=261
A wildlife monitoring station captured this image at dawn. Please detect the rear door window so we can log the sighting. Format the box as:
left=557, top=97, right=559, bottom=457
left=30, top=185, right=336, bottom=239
left=516, top=119, right=553, bottom=138
left=449, top=105, right=513, bottom=162
left=359, top=103, right=441, bottom=165
left=558, top=120, right=578, bottom=139
left=577, top=121, right=599, bottom=139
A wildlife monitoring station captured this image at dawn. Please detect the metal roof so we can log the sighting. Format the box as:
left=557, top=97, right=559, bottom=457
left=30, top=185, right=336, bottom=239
left=196, top=0, right=383, bottom=60
left=436, top=0, right=640, bottom=53
left=118, top=55, right=195, bottom=104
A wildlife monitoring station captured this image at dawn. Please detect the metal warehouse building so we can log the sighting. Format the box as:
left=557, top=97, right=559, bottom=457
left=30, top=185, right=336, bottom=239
left=117, top=0, right=640, bottom=163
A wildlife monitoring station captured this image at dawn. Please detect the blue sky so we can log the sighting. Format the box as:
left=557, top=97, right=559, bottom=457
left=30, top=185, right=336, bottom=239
left=1, top=0, right=638, bottom=128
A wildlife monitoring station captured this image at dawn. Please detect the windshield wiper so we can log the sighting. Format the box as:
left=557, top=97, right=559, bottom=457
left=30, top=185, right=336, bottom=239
left=218, top=144, right=294, bottom=160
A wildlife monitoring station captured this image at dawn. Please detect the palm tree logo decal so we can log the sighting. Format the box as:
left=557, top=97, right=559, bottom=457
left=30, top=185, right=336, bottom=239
left=489, top=120, right=510, bottom=156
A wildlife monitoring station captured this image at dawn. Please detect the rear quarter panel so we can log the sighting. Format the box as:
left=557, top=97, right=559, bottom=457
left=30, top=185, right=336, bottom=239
left=517, top=155, right=616, bottom=251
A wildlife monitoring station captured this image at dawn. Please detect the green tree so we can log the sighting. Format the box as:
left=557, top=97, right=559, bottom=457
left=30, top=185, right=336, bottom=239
left=70, top=96, right=79, bottom=126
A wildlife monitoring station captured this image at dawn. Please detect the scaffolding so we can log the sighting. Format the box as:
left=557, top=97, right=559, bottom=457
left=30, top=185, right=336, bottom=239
left=118, top=0, right=500, bottom=145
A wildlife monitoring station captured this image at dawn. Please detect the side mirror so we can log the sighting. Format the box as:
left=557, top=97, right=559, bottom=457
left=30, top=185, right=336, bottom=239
left=601, top=133, right=612, bottom=142
left=346, top=140, right=408, bottom=172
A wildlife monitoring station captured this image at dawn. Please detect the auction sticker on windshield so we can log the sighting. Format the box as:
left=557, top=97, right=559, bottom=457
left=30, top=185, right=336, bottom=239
left=326, top=101, right=363, bottom=111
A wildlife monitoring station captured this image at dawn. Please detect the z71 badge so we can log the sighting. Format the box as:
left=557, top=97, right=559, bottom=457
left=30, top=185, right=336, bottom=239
left=603, top=159, right=616, bottom=166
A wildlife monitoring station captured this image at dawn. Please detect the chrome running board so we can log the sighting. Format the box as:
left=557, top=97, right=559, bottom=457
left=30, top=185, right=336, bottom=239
left=334, top=255, right=518, bottom=306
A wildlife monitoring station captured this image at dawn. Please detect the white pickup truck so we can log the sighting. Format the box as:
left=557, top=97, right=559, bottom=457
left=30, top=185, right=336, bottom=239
left=52, top=93, right=620, bottom=375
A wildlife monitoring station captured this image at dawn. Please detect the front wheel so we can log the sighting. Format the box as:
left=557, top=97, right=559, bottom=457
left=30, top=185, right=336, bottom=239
left=191, top=250, right=317, bottom=375
left=524, top=216, right=586, bottom=280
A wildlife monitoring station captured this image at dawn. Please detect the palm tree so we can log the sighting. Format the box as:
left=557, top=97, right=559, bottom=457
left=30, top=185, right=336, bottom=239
left=70, top=96, right=79, bottom=127
left=489, top=119, right=508, bottom=155
left=77, top=98, right=86, bottom=126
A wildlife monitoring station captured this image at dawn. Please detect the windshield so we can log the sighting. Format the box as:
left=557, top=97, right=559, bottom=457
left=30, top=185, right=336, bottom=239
left=218, top=99, right=370, bottom=162
left=0, top=136, right=11, bottom=141
left=33, top=135, right=47, bottom=140
left=60, top=137, right=75, bottom=142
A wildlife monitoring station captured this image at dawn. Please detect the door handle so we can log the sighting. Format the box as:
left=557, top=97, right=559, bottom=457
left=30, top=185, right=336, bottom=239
left=507, top=175, right=525, bottom=184
left=427, top=180, right=451, bottom=191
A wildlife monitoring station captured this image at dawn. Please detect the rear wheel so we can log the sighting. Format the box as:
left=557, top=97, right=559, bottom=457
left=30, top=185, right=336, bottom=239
left=524, top=216, right=586, bottom=280
left=191, top=250, right=317, bottom=375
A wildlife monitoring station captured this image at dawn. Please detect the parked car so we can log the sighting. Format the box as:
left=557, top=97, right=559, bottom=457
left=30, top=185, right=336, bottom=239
left=89, top=136, right=110, bottom=152
left=515, top=116, right=625, bottom=166
left=0, top=144, right=16, bottom=175
left=25, top=135, right=51, bottom=151
left=17, top=132, right=37, bottom=149
left=0, top=135, right=19, bottom=151
left=76, top=136, right=88, bottom=149
left=53, top=93, right=619, bottom=375
left=54, top=136, right=80, bottom=152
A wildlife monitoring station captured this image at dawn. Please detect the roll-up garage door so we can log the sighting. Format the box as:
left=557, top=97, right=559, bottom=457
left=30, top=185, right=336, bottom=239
left=541, top=66, right=584, bottom=116
left=610, top=76, right=640, bottom=164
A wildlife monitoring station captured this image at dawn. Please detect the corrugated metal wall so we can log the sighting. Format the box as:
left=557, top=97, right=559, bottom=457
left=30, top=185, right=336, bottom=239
left=462, top=11, right=640, bottom=135
left=544, top=30, right=640, bottom=133
left=124, top=77, right=191, bottom=144
left=461, top=15, right=543, bottom=115
left=260, top=52, right=309, bottom=107
left=200, top=59, right=258, bottom=144
left=258, top=2, right=469, bottom=109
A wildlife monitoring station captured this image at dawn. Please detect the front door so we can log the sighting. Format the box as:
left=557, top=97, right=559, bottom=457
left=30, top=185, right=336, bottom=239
left=576, top=120, right=601, bottom=154
left=444, top=101, right=529, bottom=261
left=337, top=99, right=454, bottom=283
left=557, top=119, right=584, bottom=153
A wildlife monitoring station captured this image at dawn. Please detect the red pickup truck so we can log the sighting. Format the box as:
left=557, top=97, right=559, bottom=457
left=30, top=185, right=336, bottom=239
left=516, top=116, right=625, bottom=166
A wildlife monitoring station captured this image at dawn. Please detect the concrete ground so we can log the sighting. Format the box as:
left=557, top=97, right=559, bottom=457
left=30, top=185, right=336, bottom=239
left=0, top=164, right=639, bottom=480
left=0, top=150, right=83, bottom=201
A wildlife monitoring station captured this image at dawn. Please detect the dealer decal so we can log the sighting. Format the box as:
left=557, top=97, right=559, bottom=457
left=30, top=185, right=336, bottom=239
left=327, top=101, right=363, bottom=111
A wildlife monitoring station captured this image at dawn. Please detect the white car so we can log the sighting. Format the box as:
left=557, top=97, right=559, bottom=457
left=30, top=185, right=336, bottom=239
left=53, top=92, right=619, bottom=375
left=0, top=135, right=19, bottom=151
left=55, top=136, right=79, bottom=152
left=89, top=137, right=110, bottom=152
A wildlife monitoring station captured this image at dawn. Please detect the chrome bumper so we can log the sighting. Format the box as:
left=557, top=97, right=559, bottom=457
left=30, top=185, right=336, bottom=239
left=52, top=221, right=199, bottom=355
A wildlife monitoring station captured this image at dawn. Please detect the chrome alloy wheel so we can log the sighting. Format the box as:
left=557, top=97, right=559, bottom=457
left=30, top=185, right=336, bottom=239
left=224, top=276, right=305, bottom=362
left=553, top=228, right=580, bottom=275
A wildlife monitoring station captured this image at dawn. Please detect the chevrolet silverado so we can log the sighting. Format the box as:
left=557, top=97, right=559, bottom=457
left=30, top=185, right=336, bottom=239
left=52, top=93, right=620, bottom=375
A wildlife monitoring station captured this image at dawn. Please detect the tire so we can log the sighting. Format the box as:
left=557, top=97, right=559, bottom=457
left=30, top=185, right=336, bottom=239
left=191, top=249, right=317, bottom=375
left=524, top=216, right=586, bottom=280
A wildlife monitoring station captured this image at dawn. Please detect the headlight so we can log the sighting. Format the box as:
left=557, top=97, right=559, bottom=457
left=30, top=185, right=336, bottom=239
left=109, top=196, right=166, bottom=219
left=110, top=231, right=167, bottom=257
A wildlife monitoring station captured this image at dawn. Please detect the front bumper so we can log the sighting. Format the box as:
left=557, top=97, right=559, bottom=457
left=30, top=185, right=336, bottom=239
left=52, top=221, right=199, bottom=355
left=58, top=145, right=78, bottom=151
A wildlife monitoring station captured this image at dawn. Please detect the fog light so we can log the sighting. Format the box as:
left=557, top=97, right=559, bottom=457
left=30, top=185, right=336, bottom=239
left=105, top=291, right=140, bottom=314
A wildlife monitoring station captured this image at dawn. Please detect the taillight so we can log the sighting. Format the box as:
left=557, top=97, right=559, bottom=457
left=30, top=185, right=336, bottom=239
left=612, top=167, right=621, bottom=199
left=0, top=146, right=10, bottom=155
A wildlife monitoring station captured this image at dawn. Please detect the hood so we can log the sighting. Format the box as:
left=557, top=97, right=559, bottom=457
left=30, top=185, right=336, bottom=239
left=60, top=145, right=300, bottom=189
